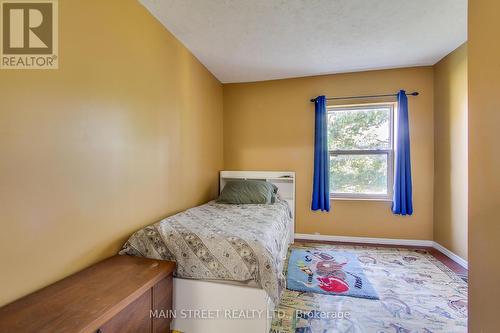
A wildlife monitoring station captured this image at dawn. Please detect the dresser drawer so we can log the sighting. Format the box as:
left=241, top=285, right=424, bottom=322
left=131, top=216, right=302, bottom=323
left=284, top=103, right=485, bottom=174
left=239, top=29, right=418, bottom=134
left=0, top=255, right=175, bottom=333
left=98, top=290, right=152, bottom=333
left=153, top=276, right=173, bottom=333
left=96, top=276, right=173, bottom=333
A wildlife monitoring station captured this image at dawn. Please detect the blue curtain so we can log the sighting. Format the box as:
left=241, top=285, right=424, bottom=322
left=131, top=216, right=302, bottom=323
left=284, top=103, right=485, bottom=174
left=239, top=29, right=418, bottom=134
left=392, top=90, right=413, bottom=215
left=311, top=96, right=330, bottom=212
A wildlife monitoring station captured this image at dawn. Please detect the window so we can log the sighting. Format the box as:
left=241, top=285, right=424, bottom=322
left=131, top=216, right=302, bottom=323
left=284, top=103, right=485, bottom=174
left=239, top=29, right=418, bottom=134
left=328, top=103, right=394, bottom=200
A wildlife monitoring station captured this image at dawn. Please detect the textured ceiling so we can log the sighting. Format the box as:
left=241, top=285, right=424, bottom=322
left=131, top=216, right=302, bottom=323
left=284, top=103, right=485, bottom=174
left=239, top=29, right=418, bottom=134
left=140, top=0, right=467, bottom=83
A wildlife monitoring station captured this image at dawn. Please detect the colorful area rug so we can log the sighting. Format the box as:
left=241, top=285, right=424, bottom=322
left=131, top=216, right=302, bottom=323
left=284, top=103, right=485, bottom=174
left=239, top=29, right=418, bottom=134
left=271, top=243, right=468, bottom=333
left=287, top=249, right=379, bottom=300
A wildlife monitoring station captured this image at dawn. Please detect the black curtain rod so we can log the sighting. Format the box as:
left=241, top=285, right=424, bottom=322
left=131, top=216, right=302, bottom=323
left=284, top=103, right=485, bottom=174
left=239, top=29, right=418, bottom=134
left=310, top=91, right=419, bottom=103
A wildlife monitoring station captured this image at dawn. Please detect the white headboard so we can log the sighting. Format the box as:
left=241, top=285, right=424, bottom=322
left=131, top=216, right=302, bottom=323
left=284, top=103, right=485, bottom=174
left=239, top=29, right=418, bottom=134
left=219, top=170, right=295, bottom=244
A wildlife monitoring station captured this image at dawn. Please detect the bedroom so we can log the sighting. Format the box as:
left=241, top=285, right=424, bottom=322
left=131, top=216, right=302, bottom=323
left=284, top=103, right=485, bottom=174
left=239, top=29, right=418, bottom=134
left=0, top=0, right=497, bottom=332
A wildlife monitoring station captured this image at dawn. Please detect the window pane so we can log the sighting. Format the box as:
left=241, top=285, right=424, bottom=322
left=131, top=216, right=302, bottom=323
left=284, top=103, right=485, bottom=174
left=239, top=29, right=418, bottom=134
left=330, top=154, right=388, bottom=194
left=328, top=107, right=391, bottom=150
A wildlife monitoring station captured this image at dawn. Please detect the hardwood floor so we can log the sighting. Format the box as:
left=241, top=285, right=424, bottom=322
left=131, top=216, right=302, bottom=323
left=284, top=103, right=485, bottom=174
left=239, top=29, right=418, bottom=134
left=295, top=239, right=468, bottom=277
left=427, top=247, right=468, bottom=277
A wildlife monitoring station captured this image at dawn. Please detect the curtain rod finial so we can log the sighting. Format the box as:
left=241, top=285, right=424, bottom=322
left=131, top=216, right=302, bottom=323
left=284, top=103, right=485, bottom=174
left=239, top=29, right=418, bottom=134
left=410, top=92, right=419, bottom=96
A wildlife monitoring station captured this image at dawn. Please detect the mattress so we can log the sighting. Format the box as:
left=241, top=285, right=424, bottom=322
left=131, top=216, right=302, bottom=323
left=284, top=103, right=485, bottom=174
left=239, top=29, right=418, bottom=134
left=119, top=199, right=292, bottom=304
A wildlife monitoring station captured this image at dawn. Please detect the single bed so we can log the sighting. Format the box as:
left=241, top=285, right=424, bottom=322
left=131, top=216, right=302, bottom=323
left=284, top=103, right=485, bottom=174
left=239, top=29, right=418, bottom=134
left=120, top=170, right=295, bottom=333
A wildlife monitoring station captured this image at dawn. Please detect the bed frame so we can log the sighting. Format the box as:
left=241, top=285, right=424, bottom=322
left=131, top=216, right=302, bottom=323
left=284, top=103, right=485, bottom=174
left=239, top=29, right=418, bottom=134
left=171, top=171, right=295, bottom=333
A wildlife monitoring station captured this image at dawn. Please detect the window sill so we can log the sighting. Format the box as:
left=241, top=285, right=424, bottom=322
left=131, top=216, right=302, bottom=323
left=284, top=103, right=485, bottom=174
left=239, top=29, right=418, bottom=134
left=330, top=197, right=392, bottom=202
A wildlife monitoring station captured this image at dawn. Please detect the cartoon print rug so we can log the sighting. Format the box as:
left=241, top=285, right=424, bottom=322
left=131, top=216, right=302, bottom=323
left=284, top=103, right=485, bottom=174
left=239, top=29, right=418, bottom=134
left=286, top=248, right=379, bottom=300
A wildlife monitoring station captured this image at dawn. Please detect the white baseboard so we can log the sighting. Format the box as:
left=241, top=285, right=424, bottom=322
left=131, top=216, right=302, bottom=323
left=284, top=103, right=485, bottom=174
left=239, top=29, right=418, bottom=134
left=294, top=233, right=434, bottom=247
left=294, top=233, right=468, bottom=269
left=432, top=242, right=468, bottom=269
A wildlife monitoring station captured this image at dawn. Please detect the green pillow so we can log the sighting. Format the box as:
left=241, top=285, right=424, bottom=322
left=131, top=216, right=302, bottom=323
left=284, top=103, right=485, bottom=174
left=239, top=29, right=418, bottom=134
left=217, top=180, right=278, bottom=204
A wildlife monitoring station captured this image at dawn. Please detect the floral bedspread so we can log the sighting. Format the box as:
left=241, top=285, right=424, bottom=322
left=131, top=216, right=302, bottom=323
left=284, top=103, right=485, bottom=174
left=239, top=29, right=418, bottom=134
left=120, top=200, right=292, bottom=305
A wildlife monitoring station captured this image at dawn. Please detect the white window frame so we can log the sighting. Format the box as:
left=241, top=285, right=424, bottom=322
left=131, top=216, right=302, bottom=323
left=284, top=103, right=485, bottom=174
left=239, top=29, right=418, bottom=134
left=327, top=102, right=395, bottom=201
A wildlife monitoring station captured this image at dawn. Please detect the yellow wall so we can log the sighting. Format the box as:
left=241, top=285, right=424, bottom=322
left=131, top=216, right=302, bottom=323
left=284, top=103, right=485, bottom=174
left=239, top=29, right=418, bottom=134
left=0, top=0, right=223, bottom=306
left=433, top=43, right=468, bottom=260
left=0, top=0, right=475, bottom=311
left=223, top=67, right=434, bottom=240
left=468, top=0, right=500, bottom=330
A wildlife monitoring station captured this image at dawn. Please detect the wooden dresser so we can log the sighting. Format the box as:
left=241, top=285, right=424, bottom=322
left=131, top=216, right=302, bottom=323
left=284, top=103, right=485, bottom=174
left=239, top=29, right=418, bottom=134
left=0, top=255, right=176, bottom=333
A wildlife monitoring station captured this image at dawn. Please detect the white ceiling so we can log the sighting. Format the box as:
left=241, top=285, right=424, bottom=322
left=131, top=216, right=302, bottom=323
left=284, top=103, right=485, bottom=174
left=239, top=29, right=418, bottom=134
left=140, top=0, right=467, bottom=83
